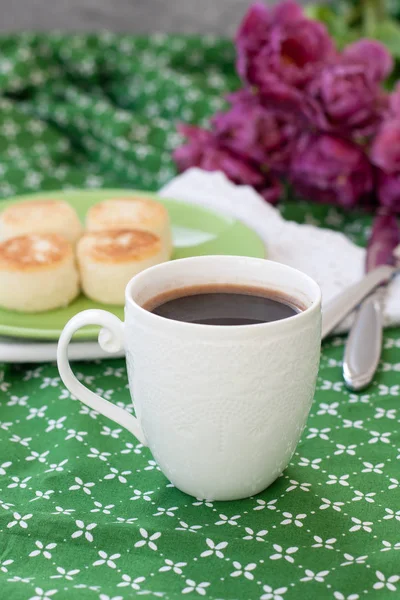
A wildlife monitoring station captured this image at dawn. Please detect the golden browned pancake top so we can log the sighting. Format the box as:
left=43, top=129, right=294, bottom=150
left=87, top=196, right=168, bottom=228
left=80, top=229, right=162, bottom=263
left=1, top=199, right=74, bottom=225
left=0, top=234, right=71, bottom=271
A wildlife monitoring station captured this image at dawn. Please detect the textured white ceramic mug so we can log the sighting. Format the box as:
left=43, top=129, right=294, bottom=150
left=57, top=256, right=322, bottom=501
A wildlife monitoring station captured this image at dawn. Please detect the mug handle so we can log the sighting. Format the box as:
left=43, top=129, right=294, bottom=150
left=57, top=309, right=147, bottom=445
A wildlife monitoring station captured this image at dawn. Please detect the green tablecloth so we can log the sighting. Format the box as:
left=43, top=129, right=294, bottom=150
left=0, top=33, right=399, bottom=600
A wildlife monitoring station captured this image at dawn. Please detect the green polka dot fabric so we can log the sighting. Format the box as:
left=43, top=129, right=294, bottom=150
left=0, top=33, right=400, bottom=600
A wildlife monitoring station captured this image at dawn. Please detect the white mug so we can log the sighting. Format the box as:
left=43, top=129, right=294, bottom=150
left=57, top=256, right=321, bottom=501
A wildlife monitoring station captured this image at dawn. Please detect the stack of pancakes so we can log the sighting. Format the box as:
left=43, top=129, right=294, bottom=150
left=0, top=196, right=172, bottom=312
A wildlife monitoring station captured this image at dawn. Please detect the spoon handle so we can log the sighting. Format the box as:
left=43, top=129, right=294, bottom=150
left=321, top=265, right=395, bottom=340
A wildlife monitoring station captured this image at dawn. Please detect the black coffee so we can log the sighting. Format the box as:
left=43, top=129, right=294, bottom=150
left=144, top=285, right=302, bottom=326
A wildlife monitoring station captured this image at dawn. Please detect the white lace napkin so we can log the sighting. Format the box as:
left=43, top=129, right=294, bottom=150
left=160, top=168, right=400, bottom=331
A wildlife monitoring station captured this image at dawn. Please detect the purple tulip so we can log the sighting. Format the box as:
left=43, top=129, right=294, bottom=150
left=236, top=2, right=335, bottom=91
left=255, top=21, right=334, bottom=90
left=257, top=74, right=308, bottom=118
left=235, top=3, right=272, bottom=83
left=377, top=171, right=400, bottom=213
left=291, top=134, right=373, bottom=207
left=342, top=39, right=393, bottom=84
left=173, top=124, right=282, bottom=203
left=366, top=212, right=400, bottom=270
left=212, top=90, right=299, bottom=172
left=235, top=2, right=306, bottom=83
left=306, top=61, right=386, bottom=138
left=174, top=125, right=264, bottom=186
left=371, top=119, right=400, bottom=173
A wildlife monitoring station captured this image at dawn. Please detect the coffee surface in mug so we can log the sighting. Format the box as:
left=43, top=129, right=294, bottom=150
left=143, top=284, right=303, bottom=326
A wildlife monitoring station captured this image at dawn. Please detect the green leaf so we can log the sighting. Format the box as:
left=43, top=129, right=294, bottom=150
left=373, top=18, right=400, bottom=57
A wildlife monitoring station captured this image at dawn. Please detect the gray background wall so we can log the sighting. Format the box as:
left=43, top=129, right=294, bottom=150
left=0, top=0, right=310, bottom=36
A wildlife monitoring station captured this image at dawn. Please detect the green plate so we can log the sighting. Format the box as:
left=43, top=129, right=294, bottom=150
left=0, top=189, right=266, bottom=340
